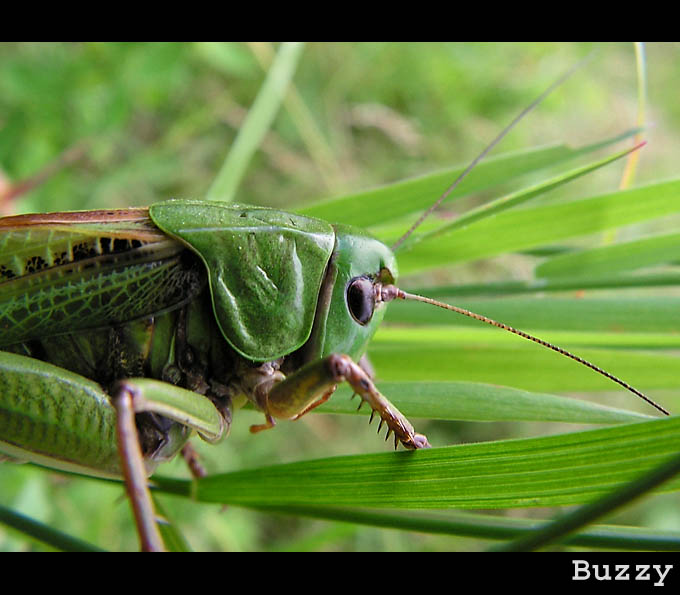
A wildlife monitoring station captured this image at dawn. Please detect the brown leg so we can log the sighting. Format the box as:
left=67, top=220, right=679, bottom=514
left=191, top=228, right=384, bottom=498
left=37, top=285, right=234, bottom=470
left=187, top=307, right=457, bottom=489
left=250, top=413, right=276, bottom=434
left=113, top=382, right=165, bottom=552
left=291, top=386, right=337, bottom=420
left=325, top=354, right=430, bottom=450
left=181, top=443, right=207, bottom=479
left=261, top=354, right=430, bottom=450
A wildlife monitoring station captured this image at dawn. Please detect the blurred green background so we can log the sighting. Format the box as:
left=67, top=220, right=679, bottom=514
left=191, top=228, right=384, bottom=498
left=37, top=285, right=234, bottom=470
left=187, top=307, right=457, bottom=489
left=2, top=42, right=679, bottom=215
left=1, top=42, right=679, bottom=551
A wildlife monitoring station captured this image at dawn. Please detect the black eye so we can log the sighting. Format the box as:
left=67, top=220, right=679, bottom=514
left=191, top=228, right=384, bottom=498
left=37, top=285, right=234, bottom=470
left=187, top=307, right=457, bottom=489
left=347, top=277, right=375, bottom=325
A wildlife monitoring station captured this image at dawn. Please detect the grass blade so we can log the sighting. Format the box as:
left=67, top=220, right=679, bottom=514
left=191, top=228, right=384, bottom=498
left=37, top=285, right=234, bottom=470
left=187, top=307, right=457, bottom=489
left=536, top=232, right=680, bottom=278
left=407, top=271, right=680, bottom=298
left=296, top=130, right=640, bottom=228
left=385, top=296, right=680, bottom=333
left=369, top=327, right=679, bottom=397
left=0, top=503, right=105, bottom=552
left=152, top=495, right=193, bottom=552
left=150, top=416, right=680, bottom=510
left=494, top=449, right=680, bottom=551
left=405, top=142, right=647, bottom=250
left=395, top=178, right=680, bottom=274
left=318, top=382, right=651, bottom=424
left=206, top=42, right=305, bottom=202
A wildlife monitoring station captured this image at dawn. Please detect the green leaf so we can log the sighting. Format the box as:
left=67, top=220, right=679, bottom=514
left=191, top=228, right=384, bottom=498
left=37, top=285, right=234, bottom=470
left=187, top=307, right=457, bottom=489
left=296, top=131, right=640, bottom=228
left=385, top=296, right=680, bottom=333
left=318, top=382, right=651, bottom=424
left=495, top=449, right=680, bottom=551
left=407, top=271, right=680, bottom=298
left=536, top=232, right=680, bottom=278
left=244, top=506, right=680, bottom=551
left=151, top=416, right=680, bottom=510
left=403, top=141, right=646, bottom=251
left=368, top=327, right=679, bottom=397
left=395, top=178, right=680, bottom=274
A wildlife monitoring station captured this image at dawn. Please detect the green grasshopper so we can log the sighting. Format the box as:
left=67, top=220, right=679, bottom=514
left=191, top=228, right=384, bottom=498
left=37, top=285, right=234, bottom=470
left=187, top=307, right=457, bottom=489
left=0, top=53, right=671, bottom=552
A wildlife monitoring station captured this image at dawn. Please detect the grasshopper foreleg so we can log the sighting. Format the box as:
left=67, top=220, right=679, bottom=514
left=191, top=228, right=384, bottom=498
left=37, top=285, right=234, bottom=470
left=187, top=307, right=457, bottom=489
left=325, top=354, right=430, bottom=450
left=254, top=354, right=430, bottom=450
left=249, top=386, right=336, bottom=434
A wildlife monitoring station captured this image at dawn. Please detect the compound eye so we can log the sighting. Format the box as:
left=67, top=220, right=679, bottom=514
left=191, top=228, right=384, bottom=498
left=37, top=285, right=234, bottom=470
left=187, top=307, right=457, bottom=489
left=347, top=277, right=375, bottom=325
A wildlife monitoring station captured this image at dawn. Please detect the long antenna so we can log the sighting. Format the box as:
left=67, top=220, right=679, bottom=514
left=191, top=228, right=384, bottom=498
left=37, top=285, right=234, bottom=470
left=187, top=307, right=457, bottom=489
left=391, top=53, right=595, bottom=253
left=382, top=286, right=670, bottom=416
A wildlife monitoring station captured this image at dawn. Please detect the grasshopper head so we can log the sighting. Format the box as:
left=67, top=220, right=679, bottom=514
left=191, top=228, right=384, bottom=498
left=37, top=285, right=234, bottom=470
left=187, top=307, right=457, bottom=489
left=316, top=224, right=397, bottom=362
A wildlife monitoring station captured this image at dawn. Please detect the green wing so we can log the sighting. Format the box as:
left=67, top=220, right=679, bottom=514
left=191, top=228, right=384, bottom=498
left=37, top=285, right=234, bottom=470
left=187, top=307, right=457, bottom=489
left=149, top=200, right=335, bottom=361
left=0, top=209, right=204, bottom=347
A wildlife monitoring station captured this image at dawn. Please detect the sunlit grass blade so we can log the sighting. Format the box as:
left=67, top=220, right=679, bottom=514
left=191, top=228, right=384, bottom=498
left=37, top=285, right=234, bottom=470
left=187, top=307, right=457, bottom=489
left=295, top=130, right=640, bottom=228
left=395, top=178, right=680, bottom=274
left=495, top=449, right=680, bottom=551
left=402, top=142, right=646, bottom=251
left=380, top=325, right=680, bottom=350
left=369, top=327, right=679, bottom=396
left=0, top=503, right=105, bottom=552
left=206, top=42, right=305, bottom=202
left=385, top=296, right=680, bottom=333
left=318, top=382, right=651, bottom=423
left=151, top=416, right=680, bottom=510
left=407, top=271, right=680, bottom=298
left=536, top=232, right=680, bottom=278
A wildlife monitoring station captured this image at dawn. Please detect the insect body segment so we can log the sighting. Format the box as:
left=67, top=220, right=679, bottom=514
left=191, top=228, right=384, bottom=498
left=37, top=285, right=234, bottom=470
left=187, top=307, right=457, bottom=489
left=0, top=200, right=428, bottom=549
left=148, top=200, right=337, bottom=362
left=143, top=200, right=420, bottom=444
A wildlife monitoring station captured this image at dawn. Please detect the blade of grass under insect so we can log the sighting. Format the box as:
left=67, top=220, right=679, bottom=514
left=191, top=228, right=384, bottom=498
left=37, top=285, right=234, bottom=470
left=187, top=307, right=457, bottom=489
left=151, top=416, right=680, bottom=510
left=206, top=42, right=305, bottom=202
left=493, top=449, right=680, bottom=552
left=318, top=382, right=651, bottom=424
left=535, top=232, right=680, bottom=278
left=406, top=271, right=680, bottom=298
left=296, top=129, right=641, bottom=227
left=245, top=506, right=680, bottom=551
left=52, top=471, right=680, bottom=551
left=395, top=178, right=680, bottom=274
left=0, top=503, right=105, bottom=552
left=385, top=296, right=680, bottom=334
left=401, top=141, right=646, bottom=251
